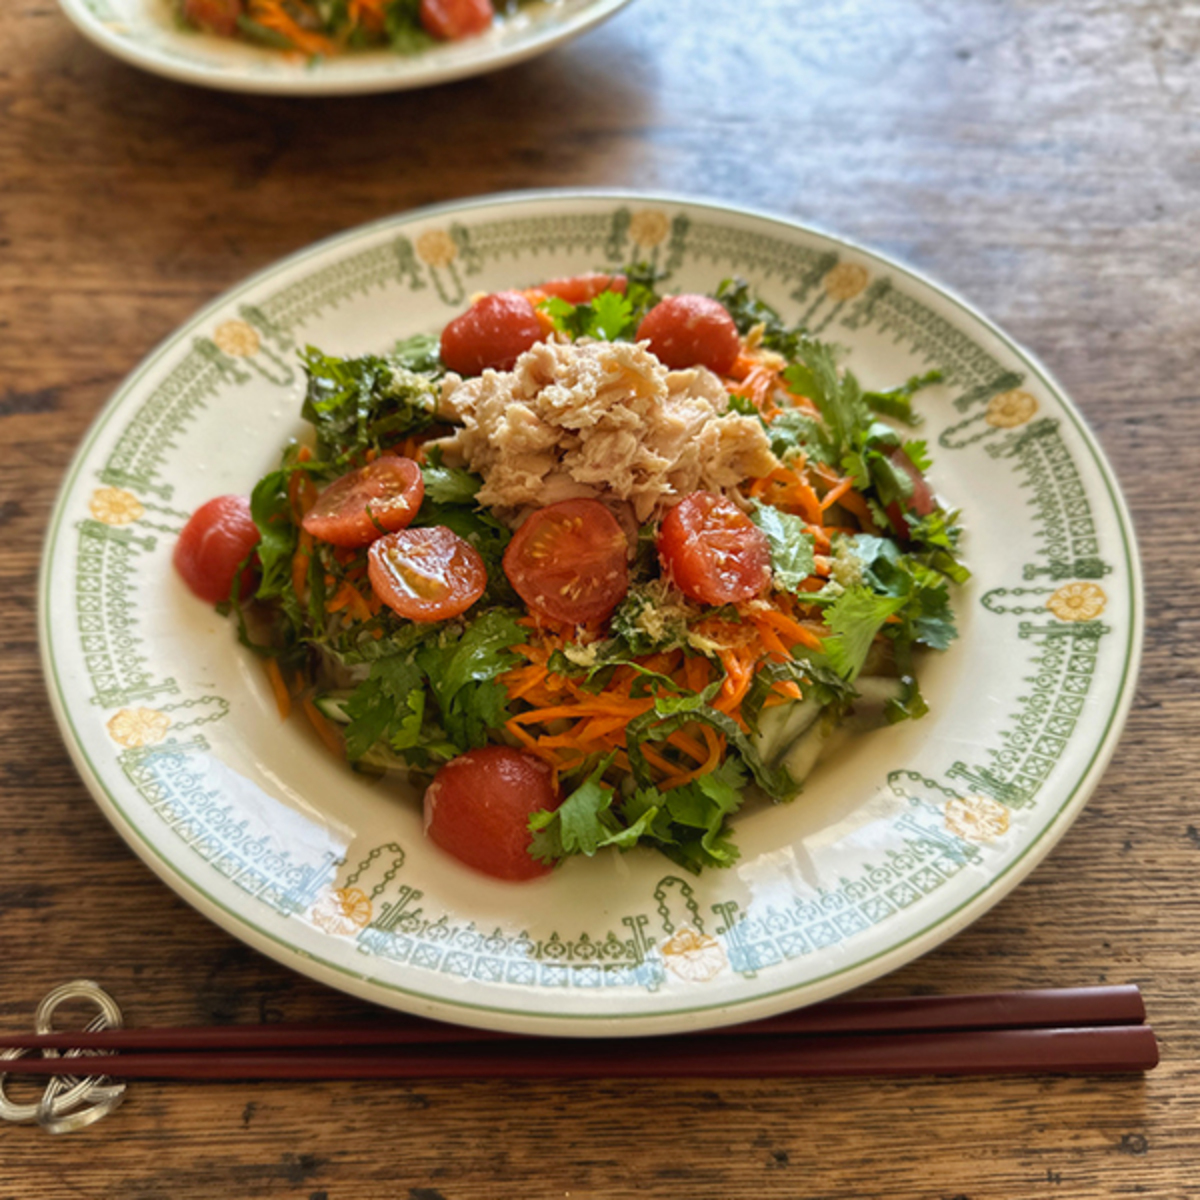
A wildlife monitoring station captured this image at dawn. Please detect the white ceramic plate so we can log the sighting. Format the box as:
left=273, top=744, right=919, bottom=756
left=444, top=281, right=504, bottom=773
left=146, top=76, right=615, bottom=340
left=40, top=191, right=1142, bottom=1036
left=57, top=0, right=632, bottom=95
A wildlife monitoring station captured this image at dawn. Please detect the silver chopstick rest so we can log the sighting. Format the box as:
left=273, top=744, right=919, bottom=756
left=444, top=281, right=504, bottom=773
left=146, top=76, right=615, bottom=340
left=0, top=980, right=127, bottom=1133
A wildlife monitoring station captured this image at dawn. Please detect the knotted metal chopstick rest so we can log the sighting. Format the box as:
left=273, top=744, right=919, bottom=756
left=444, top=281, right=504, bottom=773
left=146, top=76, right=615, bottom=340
left=0, top=980, right=127, bottom=1133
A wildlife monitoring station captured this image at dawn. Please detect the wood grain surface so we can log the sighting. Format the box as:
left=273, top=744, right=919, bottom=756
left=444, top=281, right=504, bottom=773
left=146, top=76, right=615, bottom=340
left=2, top=0, right=1199, bottom=1196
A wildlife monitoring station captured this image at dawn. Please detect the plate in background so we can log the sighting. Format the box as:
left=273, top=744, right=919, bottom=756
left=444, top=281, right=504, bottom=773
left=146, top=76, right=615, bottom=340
left=56, top=0, right=633, bottom=95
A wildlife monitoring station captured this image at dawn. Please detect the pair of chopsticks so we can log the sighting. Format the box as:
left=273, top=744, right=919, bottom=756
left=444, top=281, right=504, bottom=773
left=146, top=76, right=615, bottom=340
left=1, top=986, right=1157, bottom=1080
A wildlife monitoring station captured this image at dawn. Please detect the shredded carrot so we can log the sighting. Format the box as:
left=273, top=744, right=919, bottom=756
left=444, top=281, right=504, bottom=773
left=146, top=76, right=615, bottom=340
left=291, top=529, right=313, bottom=601
left=247, top=0, right=336, bottom=56
left=754, top=607, right=826, bottom=652
left=819, top=475, right=855, bottom=512
left=302, top=695, right=344, bottom=758
left=747, top=465, right=824, bottom=524
left=347, top=0, right=389, bottom=32
left=327, top=581, right=373, bottom=623
left=288, top=468, right=318, bottom=522
left=264, top=658, right=291, bottom=721
left=747, top=617, right=791, bottom=660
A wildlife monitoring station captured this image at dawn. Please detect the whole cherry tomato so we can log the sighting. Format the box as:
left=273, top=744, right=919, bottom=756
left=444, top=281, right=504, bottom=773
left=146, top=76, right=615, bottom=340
left=301, top=456, right=424, bottom=549
left=657, top=491, right=772, bottom=605
left=502, top=499, right=629, bottom=625
left=440, top=290, right=543, bottom=375
left=635, top=294, right=742, bottom=375
left=419, top=0, right=494, bottom=40
left=424, top=746, right=560, bottom=881
left=174, top=495, right=260, bottom=605
left=368, top=525, right=487, bottom=622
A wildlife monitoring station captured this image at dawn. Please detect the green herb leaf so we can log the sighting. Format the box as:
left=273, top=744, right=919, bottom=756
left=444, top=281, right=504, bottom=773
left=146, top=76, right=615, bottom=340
left=420, top=464, right=481, bottom=505
left=538, top=289, right=638, bottom=342
left=343, top=655, right=426, bottom=761
left=415, top=609, right=525, bottom=751
left=820, top=586, right=908, bottom=680
left=301, top=347, right=439, bottom=464
left=862, top=369, right=943, bottom=425
left=751, top=502, right=816, bottom=594
left=528, top=754, right=623, bottom=861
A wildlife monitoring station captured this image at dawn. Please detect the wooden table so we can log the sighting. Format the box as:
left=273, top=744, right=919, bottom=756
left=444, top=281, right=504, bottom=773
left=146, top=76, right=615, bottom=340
left=2, top=0, right=1197, bottom=1194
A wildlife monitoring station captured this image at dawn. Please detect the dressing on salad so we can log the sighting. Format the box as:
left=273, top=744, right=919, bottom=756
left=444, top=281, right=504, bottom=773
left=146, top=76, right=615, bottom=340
left=175, top=267, right=969, bottom=881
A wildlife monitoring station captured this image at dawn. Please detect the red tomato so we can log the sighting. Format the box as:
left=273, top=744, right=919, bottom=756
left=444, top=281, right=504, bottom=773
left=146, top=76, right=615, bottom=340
left=424, top=746, right=560, bottom=881
left=884, top=447, right=936, bottom=538
left=419, top=0, right=494, bottom=41
left=182, top=0, right=243, bottom=36
left=503, top=499, right=629, bottom=625
left=301, top=456, right=424, bottom=549
left=174, top=495, right=260, bottom=605
left=635, top=294, right=742, bottom=375
left=368, top=525, right=487, bottom=622
left=533, top=273, right=628, bottom=304
left=440, top=291, right=543, bottom=376
left=657, top=492, right=772, bottom=606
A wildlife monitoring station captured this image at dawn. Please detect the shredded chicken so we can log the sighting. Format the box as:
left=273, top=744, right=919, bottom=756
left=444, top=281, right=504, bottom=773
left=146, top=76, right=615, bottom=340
left=433, top=337, right=779, bottom=523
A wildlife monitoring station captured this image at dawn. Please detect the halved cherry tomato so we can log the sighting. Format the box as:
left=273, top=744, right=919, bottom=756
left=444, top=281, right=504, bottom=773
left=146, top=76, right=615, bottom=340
left=424, top=746, right=560, bottom=881
left=657, top=491, right=772, bottom=605
left=174, top=495, right=260, bottom=605
left=635, top=294, right=742, bottom=375
left=368, top=525, right=487, bottom=622
left=532, top=273, right=628, bottom=304
left=884, top=447, right=935, bottom=538
left=419, top=0, right=494, bottom=40
left=440, top=291, right=543, bottom=376
left=182, top=0, right=243, bottom=36
left=301, top=456, right=424, bottom=549
left=502, top=499, right=629, bottom=625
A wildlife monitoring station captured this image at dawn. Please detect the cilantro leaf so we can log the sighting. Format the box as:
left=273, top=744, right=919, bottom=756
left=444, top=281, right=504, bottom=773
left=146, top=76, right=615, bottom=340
left=415, top=609, right=525, bottom=752
left=529, top=755, right=749, bottom=874
left=821, top=586, right=908, bottom=681
left=715, top=277, right=808, bottom=360
left=537, top=289, right=638, bottom=342
left=782, top=341, right=868, bottom=464
left=862, top=369, right=943, bottom=425
left=529, top=755, right=625, bottom=861
left=249, top=468, right=299, bottom=605
left=343, top=655, right=426, bottom=761
left=420, top=464, right=481, bottom=505
left=751, top=502, right=816, bottom=593
left=589, top=290, right=636, bottom=341
left=383, top=0, right=435, bottom=53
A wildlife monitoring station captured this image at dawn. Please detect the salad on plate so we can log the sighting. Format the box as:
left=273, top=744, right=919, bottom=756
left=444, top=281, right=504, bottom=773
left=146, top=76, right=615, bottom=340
left=173, top=267, right=969, bottom=883
left=176, top=0, right=542, bottom=54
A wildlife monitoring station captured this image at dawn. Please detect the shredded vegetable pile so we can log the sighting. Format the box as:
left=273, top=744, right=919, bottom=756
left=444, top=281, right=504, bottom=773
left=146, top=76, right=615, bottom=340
left=226, top=268, right=969, bottom=875
left=174, top=0, right=521, bottom=56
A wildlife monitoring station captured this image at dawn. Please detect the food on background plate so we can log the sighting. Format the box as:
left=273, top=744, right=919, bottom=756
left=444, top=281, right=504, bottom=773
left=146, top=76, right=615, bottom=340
left=176, top=267, right=969, bottom=881
left=175, top=0, right=514, bottom=55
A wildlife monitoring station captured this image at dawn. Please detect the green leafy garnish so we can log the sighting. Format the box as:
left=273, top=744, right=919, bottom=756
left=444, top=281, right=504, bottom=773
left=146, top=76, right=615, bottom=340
left=751, top=502, right=816, bottom=594
left=539, top=289, right=639, bottom=342
left=820, top=586, right=908, bottom=681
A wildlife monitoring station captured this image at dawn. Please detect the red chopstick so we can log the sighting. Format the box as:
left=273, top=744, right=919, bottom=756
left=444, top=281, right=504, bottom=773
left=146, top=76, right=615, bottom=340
left=2, top=1027, right=1158, bottom=1079
left=0, top=985, right=1146, bottom=1052
left=0, top=987, right=1158, bottom=1079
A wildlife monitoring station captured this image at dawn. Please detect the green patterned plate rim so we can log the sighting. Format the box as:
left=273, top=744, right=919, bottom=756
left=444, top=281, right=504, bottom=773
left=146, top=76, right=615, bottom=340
left=38, top=191, right=1143, bottom=1035
left=56, top=0, right=633, bottom=96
